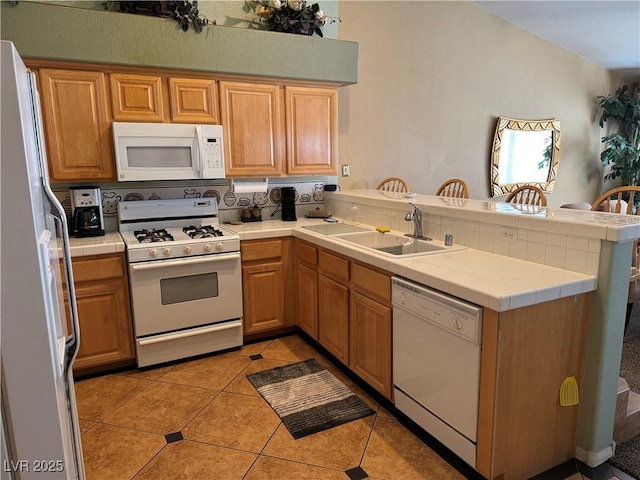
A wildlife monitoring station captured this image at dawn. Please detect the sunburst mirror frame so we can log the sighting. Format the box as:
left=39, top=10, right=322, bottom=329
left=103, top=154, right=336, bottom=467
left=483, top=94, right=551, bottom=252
left=490, top=117, right=561, bottom=197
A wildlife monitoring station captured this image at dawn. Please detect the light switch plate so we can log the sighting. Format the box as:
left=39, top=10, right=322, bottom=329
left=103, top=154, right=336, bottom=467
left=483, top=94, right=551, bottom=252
left=341, top=164, right=350, bottom=177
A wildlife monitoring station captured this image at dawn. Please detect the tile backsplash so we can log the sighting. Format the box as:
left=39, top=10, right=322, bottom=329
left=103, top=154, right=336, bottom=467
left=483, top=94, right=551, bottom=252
left=55, top=180, right=326, bottom=232
left=325, top=197, right=601, bottom=276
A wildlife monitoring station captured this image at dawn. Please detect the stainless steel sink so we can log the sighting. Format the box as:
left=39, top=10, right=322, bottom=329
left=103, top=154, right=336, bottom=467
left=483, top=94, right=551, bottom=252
left=301, top=223, right=372, bottom=235
left=332, top=231, right=465, bottom=257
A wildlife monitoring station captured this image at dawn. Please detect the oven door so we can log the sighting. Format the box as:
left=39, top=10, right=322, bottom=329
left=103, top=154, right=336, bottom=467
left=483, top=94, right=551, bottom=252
left=129, top=252, right=242, bottom=337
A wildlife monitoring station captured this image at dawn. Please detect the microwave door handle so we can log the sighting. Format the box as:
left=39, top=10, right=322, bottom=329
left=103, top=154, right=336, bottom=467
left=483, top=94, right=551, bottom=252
left=195, top=124, right=205, bottom=177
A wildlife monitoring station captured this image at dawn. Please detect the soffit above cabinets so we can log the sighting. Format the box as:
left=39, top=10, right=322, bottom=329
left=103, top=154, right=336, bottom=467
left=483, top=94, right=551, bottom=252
left=0, top=2, right=359, bottom=86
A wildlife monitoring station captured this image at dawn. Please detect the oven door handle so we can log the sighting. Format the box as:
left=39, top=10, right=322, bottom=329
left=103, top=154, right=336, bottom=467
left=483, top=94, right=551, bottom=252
left=130, top=252, right=240, bottom=271
left=138, top=321, right=241, bottom=346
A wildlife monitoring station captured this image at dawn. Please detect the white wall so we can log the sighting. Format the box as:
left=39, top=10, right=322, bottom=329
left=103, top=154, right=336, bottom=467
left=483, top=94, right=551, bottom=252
left=337, top=1, right=619, bottom=207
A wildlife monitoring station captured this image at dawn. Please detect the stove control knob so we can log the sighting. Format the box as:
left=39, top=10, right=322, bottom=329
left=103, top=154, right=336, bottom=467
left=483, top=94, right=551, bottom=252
left=183, top=246, right=192, bottom=254
left=215, top=242, right=224, bottom=251
left=162, top=247, right=171, bottom=256
left=204, top=244, right=212, bottom=253
left=149, top=249, right=158, bottom=258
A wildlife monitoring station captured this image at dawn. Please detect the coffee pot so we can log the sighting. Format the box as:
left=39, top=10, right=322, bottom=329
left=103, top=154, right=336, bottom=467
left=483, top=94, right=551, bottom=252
left=280, top=187, right=297, bottom=221
left=70, top=186, right=105, bottom=237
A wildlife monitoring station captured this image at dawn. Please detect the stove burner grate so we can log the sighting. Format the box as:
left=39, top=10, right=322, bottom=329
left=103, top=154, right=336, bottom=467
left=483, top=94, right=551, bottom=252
left=134, top=229, right=174, bottom=243
left=183, top=225, right=224, bottom=239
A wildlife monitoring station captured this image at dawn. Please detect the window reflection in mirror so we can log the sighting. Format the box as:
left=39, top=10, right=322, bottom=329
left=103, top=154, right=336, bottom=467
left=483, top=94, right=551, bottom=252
left=490, top=117, right=560, bottom=197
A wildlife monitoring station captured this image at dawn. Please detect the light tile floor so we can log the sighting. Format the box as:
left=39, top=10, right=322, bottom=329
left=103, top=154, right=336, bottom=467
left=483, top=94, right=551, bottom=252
left=74, top=334, right=631, bottom=480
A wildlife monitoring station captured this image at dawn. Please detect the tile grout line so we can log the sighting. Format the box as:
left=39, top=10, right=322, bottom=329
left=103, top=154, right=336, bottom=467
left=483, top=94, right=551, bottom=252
left=356, top=405, right=382, bottom=471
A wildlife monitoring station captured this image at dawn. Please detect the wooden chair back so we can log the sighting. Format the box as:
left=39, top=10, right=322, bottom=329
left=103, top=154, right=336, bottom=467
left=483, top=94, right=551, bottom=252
left=590, top=186, right=640, bottom=215
left=435, top=178, right=469, bottom=199
left=505, top=185, right=547, bottom=206
left=376, top=177, right=409, bottom=193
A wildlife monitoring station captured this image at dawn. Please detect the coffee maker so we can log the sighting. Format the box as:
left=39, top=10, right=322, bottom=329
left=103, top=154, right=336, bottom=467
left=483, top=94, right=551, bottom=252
left=70, top=186, right=105, bottom=237
left=280, top=187, right=297, bottom=222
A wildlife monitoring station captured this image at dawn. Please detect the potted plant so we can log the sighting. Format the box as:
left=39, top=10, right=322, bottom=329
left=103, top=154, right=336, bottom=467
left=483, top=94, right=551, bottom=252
left=596, top=85, right=640, bottom=186
left=103, top=1, right=214, bottom=32
left=250, top=0, right=338, bottom=37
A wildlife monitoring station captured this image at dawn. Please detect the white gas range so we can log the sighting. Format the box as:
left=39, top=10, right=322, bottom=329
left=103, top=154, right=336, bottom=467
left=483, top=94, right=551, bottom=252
left=118, top=198, right=243, bottom=367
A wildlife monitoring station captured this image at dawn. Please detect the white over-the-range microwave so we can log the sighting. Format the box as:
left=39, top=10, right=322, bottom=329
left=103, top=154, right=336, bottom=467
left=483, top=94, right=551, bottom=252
left=113, top=122, right=225, bottom=181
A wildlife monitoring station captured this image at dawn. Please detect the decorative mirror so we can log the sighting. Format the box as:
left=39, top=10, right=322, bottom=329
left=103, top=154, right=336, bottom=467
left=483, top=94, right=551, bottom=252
left=490, top=117, right=561, bottom=197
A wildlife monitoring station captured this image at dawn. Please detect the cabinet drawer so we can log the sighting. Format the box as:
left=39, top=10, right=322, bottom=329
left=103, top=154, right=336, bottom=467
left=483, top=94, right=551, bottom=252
left=241, top=239, right=283, bottom=262
left=318, top=250, right=349, bottom=283
left=295, top=240, right=317, bottom=266
left=72, top=254, right=125, bottom=283
left=351, top=262, right=391, bottom=304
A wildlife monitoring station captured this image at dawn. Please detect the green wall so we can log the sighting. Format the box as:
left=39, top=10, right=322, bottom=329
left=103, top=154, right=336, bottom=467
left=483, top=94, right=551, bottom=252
left=1, top=1, right=358, bottom=85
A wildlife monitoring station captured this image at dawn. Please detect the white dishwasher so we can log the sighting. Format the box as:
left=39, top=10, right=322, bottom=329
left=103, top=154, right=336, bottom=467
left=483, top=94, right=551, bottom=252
left=392, top=277, right=482, bottom=468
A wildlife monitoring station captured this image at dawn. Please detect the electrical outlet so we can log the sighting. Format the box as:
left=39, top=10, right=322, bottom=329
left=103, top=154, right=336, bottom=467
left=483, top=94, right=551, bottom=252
left=500, top=226, right=518, bottom=243
left=341, top=164, right=350, bottom=177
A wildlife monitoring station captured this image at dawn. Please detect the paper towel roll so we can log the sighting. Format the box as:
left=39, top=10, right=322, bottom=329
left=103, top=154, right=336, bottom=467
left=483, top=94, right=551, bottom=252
left=230, top=179, right=268, bottom=194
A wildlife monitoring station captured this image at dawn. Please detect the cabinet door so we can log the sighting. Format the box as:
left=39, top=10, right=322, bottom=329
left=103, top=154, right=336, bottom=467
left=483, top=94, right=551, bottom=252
left=349, top=291, right=392, bottom=399
left=285, top=86, right=337, bottom=175
left=318, top=275, right=349, bottom=364
left=296, top=262, right=318, bottom=339
left=169, top=77, right=219, bottom=124
left=242, top=261, right=286, bottom=334
left=72, top=279, right=135, bottom=371
left=220, top=81, right=284, bottom=177
left=110, top=72, right=165, bottom=122
left=38, top=69, right=115, bottom=182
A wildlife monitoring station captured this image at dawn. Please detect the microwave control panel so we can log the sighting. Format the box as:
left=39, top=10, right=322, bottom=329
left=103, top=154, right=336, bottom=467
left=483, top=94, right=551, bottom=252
left=203, top=137, right=223, bottom=169
left=200, top=125, right=224, bottom=178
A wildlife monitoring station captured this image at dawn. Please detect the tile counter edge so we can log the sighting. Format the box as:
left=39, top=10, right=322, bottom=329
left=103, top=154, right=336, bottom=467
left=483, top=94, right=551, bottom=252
left=225, top=219, right=597, bottom=312
left=68, top=232, right=125, bottom=257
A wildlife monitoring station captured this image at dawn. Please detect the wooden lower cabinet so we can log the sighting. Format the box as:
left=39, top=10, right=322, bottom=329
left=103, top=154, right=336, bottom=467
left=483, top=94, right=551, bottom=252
left=295, top=240, right=393, bottom=400
left=349, top=291, right=392, bottom=399
left=318, top=274, right=349, bottom=363
left=241, top=238, right=294, bottom=336
left=476, top=294, right=589, bottom=480
left=296, top=261, right=318, bottom=338
left=67, top=253, right=135, bottom=375
left=294, top=238, right=319, bottom=338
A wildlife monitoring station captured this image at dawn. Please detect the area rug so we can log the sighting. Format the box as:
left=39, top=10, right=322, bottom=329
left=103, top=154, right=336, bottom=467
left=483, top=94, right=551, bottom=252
left=610, top=301, right=640, bottom=479
left=246, top=358, right=375, bottom=439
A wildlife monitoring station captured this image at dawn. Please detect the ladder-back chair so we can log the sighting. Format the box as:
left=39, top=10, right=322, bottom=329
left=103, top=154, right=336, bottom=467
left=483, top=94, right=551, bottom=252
left=505, top=185, right=547, bottom=206
left=435, top=178, right=469, bottom=199
left=376, top=177, right=409, bottom=193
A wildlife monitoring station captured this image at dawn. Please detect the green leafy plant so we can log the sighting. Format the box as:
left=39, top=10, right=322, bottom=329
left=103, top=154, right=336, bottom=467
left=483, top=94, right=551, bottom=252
left=596, top=85, right=640, bottom=186
left=103, top=1, right=215, bottom=33
left=250, top=0, right=338, bottom=37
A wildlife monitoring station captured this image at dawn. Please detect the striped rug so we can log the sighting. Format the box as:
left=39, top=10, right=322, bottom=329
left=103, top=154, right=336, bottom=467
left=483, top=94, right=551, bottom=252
left=246, top=358, right=376, bottom=439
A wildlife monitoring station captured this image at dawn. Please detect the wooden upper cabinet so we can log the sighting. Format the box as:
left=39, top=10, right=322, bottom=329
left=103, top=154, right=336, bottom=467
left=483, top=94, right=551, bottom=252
left=285, top=86, right=337, bottom=175
left=169, top=77, right=219, bottom=124
left=219, top=81, right=284, bottom=177
left=38, top=68, right=115, bottom=182
left=110, top=73, right=165, bottom=122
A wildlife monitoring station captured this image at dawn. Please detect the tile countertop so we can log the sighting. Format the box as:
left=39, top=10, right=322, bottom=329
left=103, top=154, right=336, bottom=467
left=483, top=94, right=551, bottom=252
left=68, top=232, right=125, bottom=257
left=225, top=218, right=598, bottom=312
left=330, top=189, right=640, bottom=242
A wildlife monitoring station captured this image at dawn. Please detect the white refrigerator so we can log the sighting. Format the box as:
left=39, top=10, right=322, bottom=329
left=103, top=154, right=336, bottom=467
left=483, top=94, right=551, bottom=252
left=1, top=40, right=85, bottom=479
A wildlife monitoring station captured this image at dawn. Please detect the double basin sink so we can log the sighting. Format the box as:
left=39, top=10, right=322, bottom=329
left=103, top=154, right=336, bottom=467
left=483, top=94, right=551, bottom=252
left=302, top=223, right=465, bottom=258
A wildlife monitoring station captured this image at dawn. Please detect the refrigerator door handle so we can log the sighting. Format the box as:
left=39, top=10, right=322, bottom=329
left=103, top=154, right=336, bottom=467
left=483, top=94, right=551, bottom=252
left=27, top=71, right=81, bottom=370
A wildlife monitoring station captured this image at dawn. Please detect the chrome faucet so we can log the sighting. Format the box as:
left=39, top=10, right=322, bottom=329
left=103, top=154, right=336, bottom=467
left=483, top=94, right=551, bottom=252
left=404, top=202, right=432, bottom=240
